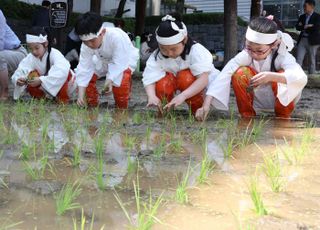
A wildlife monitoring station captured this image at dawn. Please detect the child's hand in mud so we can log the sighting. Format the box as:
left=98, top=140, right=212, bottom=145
left=163, top=93, right=186, bottom=111
left=147, top=94, right=163, bottom=113
left=17, top=78, right=27, bottom=86
left=195, top=105, right=210, bottom=121
left=101, top=79, right=113, bottom=95
left=27, top=77, right=41, bottom=87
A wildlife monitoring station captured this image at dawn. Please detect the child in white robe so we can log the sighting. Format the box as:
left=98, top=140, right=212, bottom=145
left=11, top=27, right=75, bottom=103
left=75, top=12, right=139, bottom=108
left=142, top=14, right=220, bottom=114
left=196, top=17, right=308, bottom=120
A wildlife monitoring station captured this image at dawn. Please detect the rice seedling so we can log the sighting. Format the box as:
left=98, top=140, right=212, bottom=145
left=220, top=135, right=238, bottom=159
left=153, top=132, right=167, bottom=158
left=255, top=144, right=283, bottom=193
left=248, top=175, right=268, bottom=216
left=145, top=110, right=155, bottom=125
left=187, top=107, right=195, bottom=124
left=96, top=153, right=107, bottom=191
left=55, top=180, right=82, bottom=215
left=238, top=119, right=267, bottom=149
left=1, top=124, right=18, bottom=145
left=197, top=150, right=215, bottom=184
left=0, top=218, right=23, bottom=230
left=72, top=208, right=105, bottom=230
left=20, top=143, right=36, bottom=161
left=132, top=112, right=143, bottom=125
left=94, top=133, right=105, bottom=159
left=72, top=144, right=82, bottom=167
left=175, top=163, right=192, bottom=204
left=169, top=132, right=184, bottom=154
left=114, top=176, right=163, bottom=230
left=127, top=155, right=137, bottom=174
left=145, top=126, right=152, bottom=147
left=123, top=133, right=138, bottom=152
left=190, top=127, right=208, bottom=147
left=23, top=154, right=54, bottom=180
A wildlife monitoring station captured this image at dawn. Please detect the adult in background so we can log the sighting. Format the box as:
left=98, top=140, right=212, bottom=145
left=32, top=0, right=51, bottom=30
left=0, top=9, right=27, bottom=100
left=296, top=0, right=320, bottom=74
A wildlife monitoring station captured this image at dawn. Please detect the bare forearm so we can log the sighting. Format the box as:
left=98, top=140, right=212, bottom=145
left=181, top=73, right=209, bottom=99
left=145, top=83, right=157, bottom=97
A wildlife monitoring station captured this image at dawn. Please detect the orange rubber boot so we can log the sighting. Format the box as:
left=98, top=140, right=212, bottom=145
left=112, top=69, right=132, bottom=109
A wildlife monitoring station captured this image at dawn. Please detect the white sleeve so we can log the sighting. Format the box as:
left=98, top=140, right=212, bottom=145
left=39, top=49, right=70, bottom=97
left=276, top=53, right=308, bottom=106
left=75, top=44, right=95, bottom=87
left=142, top=51, right=166, bottom=86
left=206, top=50, right=252, bottom=110
left=189, top=44, right=213, bottom=76
left=107, top=33, right=137, bottom=86
left=11, top=54, right=34, bottom=100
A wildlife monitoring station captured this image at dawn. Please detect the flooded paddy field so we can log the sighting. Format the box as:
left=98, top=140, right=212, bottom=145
left=0, top=78, right=320, bottom=230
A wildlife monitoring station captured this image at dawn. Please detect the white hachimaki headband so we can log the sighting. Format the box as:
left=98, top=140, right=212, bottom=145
left=26, top=34, right=48, bottom=43
left=156, top=15, right=188, bottom=45
left=245, top=26, right=294, bottom=55
left=79, top=26, right=104, bottom=41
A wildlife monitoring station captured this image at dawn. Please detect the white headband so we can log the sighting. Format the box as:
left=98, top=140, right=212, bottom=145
left=79, top=27, right=104, bottom=41
left=245, top=26, right=294, bottom=55
left=245, top=27, right=278, bottom=44
left=156, top=15, right=188, bottom=45
left=26, top=34, right=48, bottom=43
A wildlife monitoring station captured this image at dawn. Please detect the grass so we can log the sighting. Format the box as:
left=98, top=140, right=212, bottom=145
left=55, top=180, right=82, bottom=216
left=72, top=208, right=105, bottom=230
left=94, top=133, right=105, bottom=159
left=72, top=144, right=82, bottom=167
left=279, top=129, right=314, bottom=165
left=145, top=126, right=152, bottom=147
left=238, top=119, right=267, bottom=149
left=169, top=132, right=184, bottom=153
left=20, top=143, right=36, bottom=161
left=127, top=155, right=138, bottom=174
left=197, top=148, right=215, bottom=184
left=123, top=133, right=138, bottom=152
left=132, top=112, right=143, bottom=125
left=23, top=154, right=54, bottom=180
left=153, top=132, right=167, bottom=158
left=220, top=135, right=238, bottom=159
left=248, top=176, right=268, bottom=216
left=175, top=163, right=192, bottom=204
left=114, top=177, right=163, bottom=230
left=96, top=153, right=107, bottom=191
left=260, top=150, right=283, bottom=192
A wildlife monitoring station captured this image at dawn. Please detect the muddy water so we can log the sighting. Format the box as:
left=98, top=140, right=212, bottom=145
left=0, top=101, right=319, bottom=229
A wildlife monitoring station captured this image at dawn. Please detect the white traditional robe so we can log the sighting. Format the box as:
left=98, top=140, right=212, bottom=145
left=206, top=50, right=308, bottom=111
left=11, top=48, right=71, bottom=100
left=75, top=27, right=139, bottom=87
left=142, top=43, right=220, bottom=86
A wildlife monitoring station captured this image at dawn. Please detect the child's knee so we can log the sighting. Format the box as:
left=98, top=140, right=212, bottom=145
left=176, top=69, right=196, bottom=91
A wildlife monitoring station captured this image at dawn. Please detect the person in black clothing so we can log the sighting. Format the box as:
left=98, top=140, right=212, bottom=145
left=296, top=0, right=320, bottom=74
left=32, top=0, right=51, bottom=29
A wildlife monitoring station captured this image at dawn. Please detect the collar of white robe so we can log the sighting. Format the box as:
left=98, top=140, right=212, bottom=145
left=156, top=15, right=188, bottom=45
left=79, top=27, right=104, bottom=41
left=26, top=34, right=48, bottom=43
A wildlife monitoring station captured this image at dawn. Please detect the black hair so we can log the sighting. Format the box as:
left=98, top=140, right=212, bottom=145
left=304, top=0, right=316, bottom=6
left=155, top=12, right=195, bottom=60
left=41, top=0, right=51, bottom=7
left=75, top=12, right=103, bottom=36
left=249, top=17, right=278, bottom=34
left=28, top=27, right=52, bottom=75
left=156, top=12, right=184, bottom=39
left=248, top=17, right=280, bottom=71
